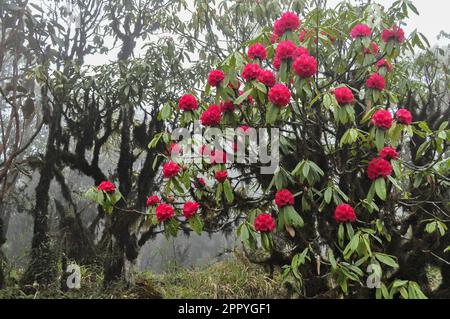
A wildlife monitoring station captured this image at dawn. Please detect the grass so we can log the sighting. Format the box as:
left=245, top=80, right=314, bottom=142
left=151, top=253, right=286, bottom=299
left=0, top=252, right=286, bottom=299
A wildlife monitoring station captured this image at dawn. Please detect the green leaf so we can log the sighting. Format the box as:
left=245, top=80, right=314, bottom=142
left=265, top=103, right=280, bottom=125
left=375, top=253, right=399, bottom=269
left=188, top=215, right=203, bottom=235
left=374, top=128, right=385, bottom=151
left=234, top=89, right=253, bottom=105
left=324, top=187, right=332, bottom=204
left=223, top=179, right=234, bottom=204
left=159, top=102, right=172, bottom=120
left=374, top=178, right=387, bottom=200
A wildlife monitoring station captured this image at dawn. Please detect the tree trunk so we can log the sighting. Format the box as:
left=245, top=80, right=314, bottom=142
left=21, top=95, right=60, bottom=286
left=0, top=213, right=6, bottom=289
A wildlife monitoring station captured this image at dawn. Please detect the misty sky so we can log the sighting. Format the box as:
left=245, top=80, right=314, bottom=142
left=85, top=0, right=449, bottom=66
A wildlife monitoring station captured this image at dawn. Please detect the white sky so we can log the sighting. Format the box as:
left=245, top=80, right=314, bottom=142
left=85, top=0, right=449, bottom=66
left=327, top=0, right=449, bottom=43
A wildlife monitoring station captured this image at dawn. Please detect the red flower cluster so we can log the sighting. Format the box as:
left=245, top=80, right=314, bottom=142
left=376, top=59, right=392, bottom=73
left=182, top=201, right=200, bottom=219
left=242, top=63, right=261, bottom=81
left=194, top=177, right=206, bottom=188
left=97, top=181, right=115, bottom=194
left=294, top=46, right=309, bottom=59
left=275, top=189, right=294, bottom=208
left=367, top=157, right=393, bottom=181
left=155, top=203, right=175, bottom=222
left=146, top=195, right=160, bottom=207
left=239, top=125, right=250, bottom=133
left=395, top=108, right=412, bottom=125
left=215, top=170, right=228, bottom=183
left=220, top=100, right=234, bottom=113
left=248, top=43, right=267, bottom=60
left=293, top=54, right=317, bottom=78
left=379, top=146, right=398, bottom=161
left=273, top=12, right=300, bottom=36
left=163, top=161, right=180, bottom=178
left=257, top=70, right=276, bottom=87
left=366, top=73, right=385, bottom=91
left=364, top=42, right=379, bottom=55
left=273, top=56, right=281, bottom=70
left=208, top=69, right=225, bottom=87
left=334, top=86, right=354, bottom=105
left=371, top=109, right=393, bottom=129
left=178, top=94, right=198, bottom=111
left=334, top=204, right=356, bottom=223
left=268, top=84, right=291, bottom=107
left=382, top=26, right=405, bottom=44
left=254, top=213, right=276, bottom=233
left=200, top=104, right=222, bottom=126
left=275, top=40, right=297, bottom=60
left=350, top=24, right=371, bottom=38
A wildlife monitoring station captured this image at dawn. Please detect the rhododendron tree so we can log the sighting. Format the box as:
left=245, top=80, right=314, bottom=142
left=137, top=4, right=449, bottom=299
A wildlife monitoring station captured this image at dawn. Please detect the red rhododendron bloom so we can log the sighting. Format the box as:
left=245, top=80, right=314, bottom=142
left=248, top=43, right=267, bottom=60
left=254, top=213, right=276, bottom=233
left=207, top=69, right=225, bottom=87
left=194, top=177, right=206, bottom=188
left=395, top=108, right=412, bottom=125
left=257, top=70, right=276, bottom=87
left=382, top=26, right=405, bottom=44
left=350, top=24, right=372, bottom=38
left=377, top=59, right=393, bottom=72
left=334, top=86, right=354, bottom=105
left=275, top=40, right=297, bottom=60
left=220, top=100, right=234, bottom=113
left=275, top=189, right=295, bottom=208
left=364, top=42, right=379, bottom=55
left=371, top=109, right=393, bottom=129
left=379, top=147, right=398, bottom=161
left=182, top=201, right=200, bottom=219
left=293, top=46, right=309, bottom=59
left=239, top=125, right=250, bottom=132
left=210, top=149, right=227, bottom=165
left=273, top=12, right=300, bottom=36
left=293, top=55, right=317, bottom=78
left=200, top=104, right=222, bottom=126
left=268, top=84, right=291, bottom=107
left=366, top=73, right=385, bottom=91
left=242, top=63, right=261, bottom=81
left=367, top=157, right=393, bottom=181
left=178, top=94, right=198, bottom=111
left=215, top=170, right=228, bottom=183
left=334, top=204, right=356, bottom=223
left=155, top=203, right=175, bottom=222
left=163, top=161, right=180, bottom=178
left=146, top=195, right=160, bottom=207
left=273, top=55, right=281, bottom=70
left=97, top=181, right=115, bottom=194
